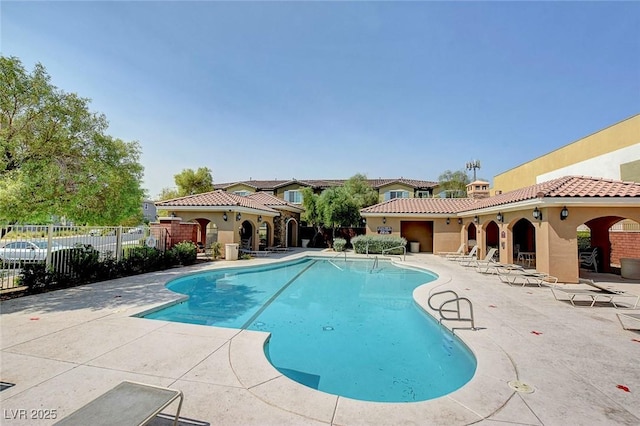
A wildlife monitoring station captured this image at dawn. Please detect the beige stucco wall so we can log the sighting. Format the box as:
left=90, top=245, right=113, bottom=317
left=493, top=114, right=640, bottom=194
left=224, top=183, right=257, bottom=194
left=376, top=183, right=416, bottom=202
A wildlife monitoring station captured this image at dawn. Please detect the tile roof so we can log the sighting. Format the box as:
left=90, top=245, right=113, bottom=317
left=361, top=198, right=476, bottom=214
left=155, top=190, right=279, bottom=213
left=246, top=192, right=304, bottom=211
left=214, top=178, right=438, bottom=191
left=361, top=176, right=640, bottom=215
left=461, top=176, right=640, bottom=212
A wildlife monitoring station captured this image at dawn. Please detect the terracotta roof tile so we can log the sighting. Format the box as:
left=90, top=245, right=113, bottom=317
left=362, top=176, right=640, bottom=215
left=361, top=197, right=475, bottom=214
left=215, top=178, right=438, bottom=191
left=156, top=190, right=279, bottom=213
left=246, top=192, right=304, bottom=211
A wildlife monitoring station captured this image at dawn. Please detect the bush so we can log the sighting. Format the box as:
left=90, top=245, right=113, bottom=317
left=333, top=238, right=347, bottom=252
left=351, top=235, right=407, bottom=255
left=210, top=242, right=222, bottom=259
left=577, top=230, right=591, bottom=250
left=171, top=241, right=197, bottom=266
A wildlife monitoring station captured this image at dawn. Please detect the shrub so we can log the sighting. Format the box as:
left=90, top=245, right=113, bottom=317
left=333, top=238, right=347, bottom=252
left=210, top=242, right=222, bottom=260
left=171, top=241, right=197, bottom=265
left=351, top=235, right=407, bottom=255
left=577, top=230, right=591, bottom=250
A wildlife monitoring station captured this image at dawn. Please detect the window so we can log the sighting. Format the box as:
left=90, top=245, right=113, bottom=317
left=283, top=190, right=303, bottom=204
left=384, top=190, right=409, bottom=201
left=416, top=190, right=431, bottom=198
left=233, top=190, right=250, bottom=196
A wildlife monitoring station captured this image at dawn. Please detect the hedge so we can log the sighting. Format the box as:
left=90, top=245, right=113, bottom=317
left=351, top=235, right=407, bottom=255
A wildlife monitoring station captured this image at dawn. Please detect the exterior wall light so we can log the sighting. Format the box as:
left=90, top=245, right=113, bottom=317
left=446, top=218, right=450, bottom=225
left=496, top=212, right=504, bottom=223
left=382, top=217, right=386, bottom=224
left=532, top=207, right=542, bottom=221
left=222, top=212, right=228, bottom=221
left=236, top=212, right=242, bottom=221
left=560, top=206, right=569, bottom=220
left=474, top=215, right=479, bottom=224
left=258, top=215, right=262, bottom=222
left=458, top=218, right=463, bottom=225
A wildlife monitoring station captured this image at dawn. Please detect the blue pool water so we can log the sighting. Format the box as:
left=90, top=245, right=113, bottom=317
left=143, top=257, right=477, bottom=402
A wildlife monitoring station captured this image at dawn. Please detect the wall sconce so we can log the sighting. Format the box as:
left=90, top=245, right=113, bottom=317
left=473, top=215, right=479, bottom=224
left=496, top=212, right=504, bottom=223
left=236, top=212, right=242, bottom=221
left=222, top=212, right=228, bottom=221
left=257, top=215, right=262, bottom=222
left=446, top=218, right=450, bottom=225
left=458, top=218, right=463, bottom=225
left=382, top=217, right=386, bottom=224
left=532, top=207, right=542, bottom=220
left=560, top=206, right=569, bottom=220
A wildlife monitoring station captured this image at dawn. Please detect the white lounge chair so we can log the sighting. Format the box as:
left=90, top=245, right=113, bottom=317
left=438, top=243, right=465, bottom=258
left=617, top=312, right=640, bottom=330
left=449, top=245, right=478, bottom=262
left=497, top=267, right=558, bottom=287
left=549, top=285, right=639, bottom=308
left=460, top=247, right=497, bottom=267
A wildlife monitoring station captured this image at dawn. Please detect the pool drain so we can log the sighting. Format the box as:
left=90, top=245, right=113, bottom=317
left=322, top=326, right=334, bottom=331
left=508, top=380, right=534, bottom=393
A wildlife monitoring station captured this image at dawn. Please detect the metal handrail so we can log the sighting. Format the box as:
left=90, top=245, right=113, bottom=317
left=329, top=250, right=347, bottom=270
left=427, top=290, right=476, bottom=332
left=382, top=245, right=406, bottom=261
left=370, top=256, right=379, bottom=272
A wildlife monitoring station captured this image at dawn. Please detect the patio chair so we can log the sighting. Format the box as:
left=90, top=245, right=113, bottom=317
left=54, top=381, right=183, bottom=426
left=497, top=267, right=557, bottom=287
left=549, top=284, right=639, bottom=308
left=449, top=245, right=478, bottom=262
left=437, top=243, right=465, bottom=258
left=579, top=247, right=598, bottom=272
left=616, top=312, right=640, bottom=330
left=460, top=247, right=497, bottom=267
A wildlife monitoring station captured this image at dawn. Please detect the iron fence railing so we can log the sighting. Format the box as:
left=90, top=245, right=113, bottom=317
left=0, top=225, right=154, bottom=291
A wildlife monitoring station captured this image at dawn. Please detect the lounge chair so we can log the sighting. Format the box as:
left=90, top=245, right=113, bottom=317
left=55, top=381, right=183, bottom=426
left=579, top=247, right=598, bottom=272
left=460, top=247, right=497, bottom=267
left=449, top=245, right=478, bottom=262
left=549, top=284, right=639, bottom=308
left=497, top=267, right=558, bottom=287
left=239, top=248, right=272, bottom=257
left=266, top=245, right=290, bottom=252
left=438, top=243, right=465, bottom=258
left=477, top=262, right=523, bottom=275
left=616, top=312, right=640, bottom=330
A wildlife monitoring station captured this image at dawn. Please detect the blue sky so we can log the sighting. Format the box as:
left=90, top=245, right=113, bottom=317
left=3, top=1, right=639, bottom=199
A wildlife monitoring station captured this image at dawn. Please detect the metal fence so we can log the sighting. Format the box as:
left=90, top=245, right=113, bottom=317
left=0, top=225, right=159, bottom=291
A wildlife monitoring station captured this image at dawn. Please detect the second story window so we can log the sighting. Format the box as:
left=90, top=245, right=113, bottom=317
left=416, top=190, right=431, bottom=198
left=384, top=190, right=409, bottom=201
left=283, top=190, right=303, bottom=204
left=233, top=190, right=250, bottom=196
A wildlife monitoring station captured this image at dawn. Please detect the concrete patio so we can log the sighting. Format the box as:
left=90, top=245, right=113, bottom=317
left=1, top=250, right=639, bottom=425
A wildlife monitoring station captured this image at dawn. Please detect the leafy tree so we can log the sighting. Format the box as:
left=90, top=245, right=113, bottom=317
left=300, top=186, right=321, bottom=227
left=437, top=169, right=471, bottom=198
left=173, top=167, right=213, bottom=196
left=343, top=173, right=379, bottom=210
left=0, top=56, right=145, bottom=225
left=318, top=186, right=361, bottom=228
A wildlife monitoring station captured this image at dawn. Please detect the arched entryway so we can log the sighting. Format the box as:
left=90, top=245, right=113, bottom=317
left=513, top=218, right=536, bottom=267
left=258, top=221, right=271, bottom=250
left=485, top=221, right=500, bottom=258
left=240, top=220, right=254, bottom=249
left=579, top=216, right=640, bottom=274
left=286, top=218, right=298, bottom=247
left=466, top=223, right=477, bottom=252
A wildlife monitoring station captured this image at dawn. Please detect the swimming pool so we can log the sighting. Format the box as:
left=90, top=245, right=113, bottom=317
left=143, top=257, right=477, bottom=402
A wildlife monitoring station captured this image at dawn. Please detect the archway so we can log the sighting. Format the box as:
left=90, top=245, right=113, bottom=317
left=580, top=216, right=640, bottom=274
left=513, top=218, right=536, bottom=266
left=485, top=221, right=499, bottom=257
left=286, top=218, right=298, bottom=247
left=258, top=221, right=271, bottom=250
left=466, top=223, right=477, bottom=252
left=240, top=220, right=254, bottom=249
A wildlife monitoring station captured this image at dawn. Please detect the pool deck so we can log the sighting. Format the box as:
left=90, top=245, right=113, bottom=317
left=1, top=249, right=639, bottom=425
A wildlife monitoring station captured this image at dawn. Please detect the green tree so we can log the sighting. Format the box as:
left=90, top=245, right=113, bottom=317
left=343, top=173, right=379, bottom=210
left=437, top=169, right=471, bottom=198
left=300, top=186, right=321, bottom=227
left=173, top=167, right=213, bottom=196
left=318, top=186, right=361, bottom=228
left=0, top=56, right=145, bottom=225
